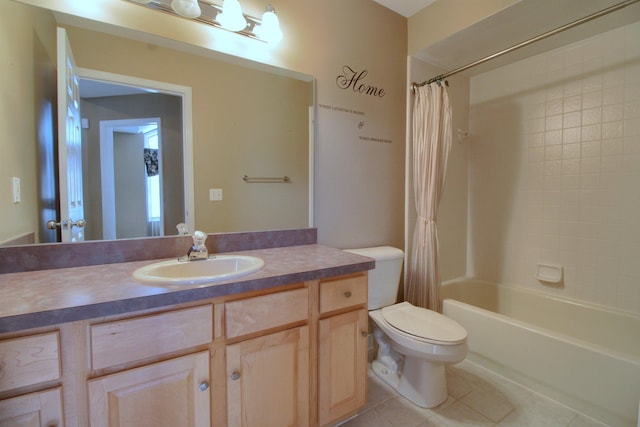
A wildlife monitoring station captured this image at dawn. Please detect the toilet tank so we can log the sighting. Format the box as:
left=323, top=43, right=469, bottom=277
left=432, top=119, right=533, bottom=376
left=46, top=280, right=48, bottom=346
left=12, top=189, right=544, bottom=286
left=343, top=246, right=404, bottom=310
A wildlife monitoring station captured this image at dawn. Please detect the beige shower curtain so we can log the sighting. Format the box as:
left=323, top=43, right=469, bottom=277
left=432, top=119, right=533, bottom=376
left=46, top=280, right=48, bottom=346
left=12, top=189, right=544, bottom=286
left=406, top=82, right=452, bottom=313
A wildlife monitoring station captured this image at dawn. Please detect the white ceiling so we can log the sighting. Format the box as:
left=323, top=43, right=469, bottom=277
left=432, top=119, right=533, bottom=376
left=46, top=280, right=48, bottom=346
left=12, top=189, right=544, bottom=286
left=373, top=0, right=436, bottom=17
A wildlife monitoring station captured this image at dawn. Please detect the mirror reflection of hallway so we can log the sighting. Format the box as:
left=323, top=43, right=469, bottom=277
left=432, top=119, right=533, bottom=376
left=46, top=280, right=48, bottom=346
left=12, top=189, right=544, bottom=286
left=79, top=77, right=186, bottom=241
left=101, top=119, right=163, bottom=240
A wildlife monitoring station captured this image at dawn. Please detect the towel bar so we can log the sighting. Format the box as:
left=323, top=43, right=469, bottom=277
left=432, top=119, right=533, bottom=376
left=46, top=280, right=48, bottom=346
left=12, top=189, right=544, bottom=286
left=242, top=175, right=290, bottom=183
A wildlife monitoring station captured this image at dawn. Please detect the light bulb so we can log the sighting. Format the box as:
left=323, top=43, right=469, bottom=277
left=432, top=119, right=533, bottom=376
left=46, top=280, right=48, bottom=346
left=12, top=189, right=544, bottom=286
left=217, top=0, right=247, bottom=32
left=255, top=4, right=283, bottom=43
left=171, top=0, right=201, bottom=18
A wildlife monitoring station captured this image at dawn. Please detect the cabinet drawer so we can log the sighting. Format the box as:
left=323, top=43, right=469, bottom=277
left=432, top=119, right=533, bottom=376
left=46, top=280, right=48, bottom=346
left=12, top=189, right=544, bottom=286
left=319, top=274, right=367, bottom=314
left=0, top=332, right=61, bottom=393
left=90, top=305, right=213, bottom=370
left=225, top=288, right=308, bottom=339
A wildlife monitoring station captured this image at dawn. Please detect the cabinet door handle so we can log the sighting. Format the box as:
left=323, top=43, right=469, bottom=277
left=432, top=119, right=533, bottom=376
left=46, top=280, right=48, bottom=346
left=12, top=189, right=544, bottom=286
left=361, top=330, right=368, bottom=337
left=344, top=291, right=352, bottom=298
left=231, top=371, right=241, bottom=381
left=199, top=381, right=210, bottom=391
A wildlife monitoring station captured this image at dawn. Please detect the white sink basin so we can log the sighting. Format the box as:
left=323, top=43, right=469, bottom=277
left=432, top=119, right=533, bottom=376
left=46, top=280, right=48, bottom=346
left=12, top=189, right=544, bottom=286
left=133, top=255, right=264, bottom=285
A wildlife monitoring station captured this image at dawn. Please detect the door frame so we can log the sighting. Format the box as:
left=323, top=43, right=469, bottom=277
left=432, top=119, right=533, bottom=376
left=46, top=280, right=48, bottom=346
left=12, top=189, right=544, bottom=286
left=99, top=118, right=163, bottom=240
left=77, top=67, right=195, bottom=237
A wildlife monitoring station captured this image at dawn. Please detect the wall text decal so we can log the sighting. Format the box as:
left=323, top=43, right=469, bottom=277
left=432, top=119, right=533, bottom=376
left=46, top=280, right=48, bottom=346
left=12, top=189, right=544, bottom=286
left=318, top=103, right=364, bottom=115
left=318, top=103, right=393, bottom=144
left=336, top=66, right=386, bottom=98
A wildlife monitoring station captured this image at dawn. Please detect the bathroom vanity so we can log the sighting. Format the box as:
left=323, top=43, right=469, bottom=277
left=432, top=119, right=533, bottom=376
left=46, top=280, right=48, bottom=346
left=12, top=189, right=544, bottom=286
left=0, top=241, right=374, bottom=427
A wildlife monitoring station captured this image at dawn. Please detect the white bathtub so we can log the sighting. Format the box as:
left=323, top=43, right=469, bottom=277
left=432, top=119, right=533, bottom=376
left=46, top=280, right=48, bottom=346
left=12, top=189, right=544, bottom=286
left=441, top=279, right=640, bottom=427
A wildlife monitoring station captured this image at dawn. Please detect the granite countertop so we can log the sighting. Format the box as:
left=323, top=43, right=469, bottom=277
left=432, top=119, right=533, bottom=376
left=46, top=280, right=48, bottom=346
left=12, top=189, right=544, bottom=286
left=0, top=244, right=374, bottom=333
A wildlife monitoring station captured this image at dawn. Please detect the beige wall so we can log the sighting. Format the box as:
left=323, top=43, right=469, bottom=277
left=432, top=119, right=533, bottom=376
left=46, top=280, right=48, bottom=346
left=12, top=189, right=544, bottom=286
left=310, top=2, right=407, bottom=249
left=468, top=21, right=640, bottom=314
left=0, top=2, right=56, bottom=244
left=8, top=0, right=407, bottom=249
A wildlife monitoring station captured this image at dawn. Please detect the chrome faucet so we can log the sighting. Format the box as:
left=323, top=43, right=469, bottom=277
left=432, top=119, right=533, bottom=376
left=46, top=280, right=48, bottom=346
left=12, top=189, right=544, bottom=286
left=185, top=230, right=209, bottom=261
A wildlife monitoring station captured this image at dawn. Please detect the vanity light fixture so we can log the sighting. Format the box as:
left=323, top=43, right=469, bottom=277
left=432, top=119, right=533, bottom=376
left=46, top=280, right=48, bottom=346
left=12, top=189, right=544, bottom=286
left=171, top=0, right=202, bottom=18
left=217, top=0, right=247, bottom=31
left=254, top=4, right=283, bottom=43
left=125, top=0, right=283, bottom=43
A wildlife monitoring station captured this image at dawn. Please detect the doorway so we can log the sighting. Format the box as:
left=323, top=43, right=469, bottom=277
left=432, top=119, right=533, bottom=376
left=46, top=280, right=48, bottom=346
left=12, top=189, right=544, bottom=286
left=77, top=68, right=194, bottom=241
left=99, top=118, right=163, bottom=240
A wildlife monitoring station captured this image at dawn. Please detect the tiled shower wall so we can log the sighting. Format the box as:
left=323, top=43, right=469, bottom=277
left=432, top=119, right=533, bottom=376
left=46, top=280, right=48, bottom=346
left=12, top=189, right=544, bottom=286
left=467, top=21, right=640, bottom=314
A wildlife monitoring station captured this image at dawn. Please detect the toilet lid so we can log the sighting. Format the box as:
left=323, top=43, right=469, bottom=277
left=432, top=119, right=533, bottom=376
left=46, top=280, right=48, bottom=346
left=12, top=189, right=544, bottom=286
left=381, top=302, right=467, bottom=345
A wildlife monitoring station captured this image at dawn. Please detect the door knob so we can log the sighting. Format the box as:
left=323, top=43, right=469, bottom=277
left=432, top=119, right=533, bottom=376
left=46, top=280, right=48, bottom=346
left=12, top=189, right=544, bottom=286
left=47, top=219, right=86, bottom=230
left=199, top=381, right=210, bottom=392
left=231, top=371, right=241, bottom=381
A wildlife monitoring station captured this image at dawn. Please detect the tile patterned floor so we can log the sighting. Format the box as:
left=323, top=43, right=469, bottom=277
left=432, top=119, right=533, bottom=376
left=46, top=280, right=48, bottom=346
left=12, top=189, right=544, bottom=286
left=341, top=360, right=608, bottom=427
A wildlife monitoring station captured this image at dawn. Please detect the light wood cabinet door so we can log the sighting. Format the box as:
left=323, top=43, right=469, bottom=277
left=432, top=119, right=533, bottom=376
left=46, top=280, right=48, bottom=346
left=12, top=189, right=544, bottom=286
left=318, top=309, right=368, bottom=426
left=0, top=387, right=63, bottom=427
left=226, top=326, right=309, bottom=427
left=88, top=351, right=210, bottom=427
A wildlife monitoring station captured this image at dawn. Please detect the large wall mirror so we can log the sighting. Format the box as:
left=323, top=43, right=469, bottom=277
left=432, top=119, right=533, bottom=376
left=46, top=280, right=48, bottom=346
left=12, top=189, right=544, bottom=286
left=1, top=0, right=314, bottom=247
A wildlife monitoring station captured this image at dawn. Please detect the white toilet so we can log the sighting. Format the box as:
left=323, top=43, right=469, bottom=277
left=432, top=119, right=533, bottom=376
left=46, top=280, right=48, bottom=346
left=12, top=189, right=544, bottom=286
left=345, top=246, right=467, bottom=408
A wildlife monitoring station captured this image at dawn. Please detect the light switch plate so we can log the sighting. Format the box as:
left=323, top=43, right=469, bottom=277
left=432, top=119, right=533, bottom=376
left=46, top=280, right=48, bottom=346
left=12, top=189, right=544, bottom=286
left=12, top=177, right=20, bottom=203
left=209, top=188, right=223, bottom=201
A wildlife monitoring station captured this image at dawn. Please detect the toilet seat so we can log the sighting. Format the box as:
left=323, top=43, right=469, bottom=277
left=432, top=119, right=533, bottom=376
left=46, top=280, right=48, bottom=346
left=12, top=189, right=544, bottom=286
left=381, top=302, right=467, bottom=345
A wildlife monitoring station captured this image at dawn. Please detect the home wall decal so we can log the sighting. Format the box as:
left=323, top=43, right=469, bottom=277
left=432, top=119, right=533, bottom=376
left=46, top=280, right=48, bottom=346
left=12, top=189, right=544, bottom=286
left=336, top=65, right=386, bottom=98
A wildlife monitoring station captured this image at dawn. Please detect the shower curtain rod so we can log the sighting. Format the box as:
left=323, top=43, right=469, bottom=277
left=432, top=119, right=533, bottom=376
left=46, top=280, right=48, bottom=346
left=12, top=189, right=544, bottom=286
left=411, top=0, right=640, bottom=90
